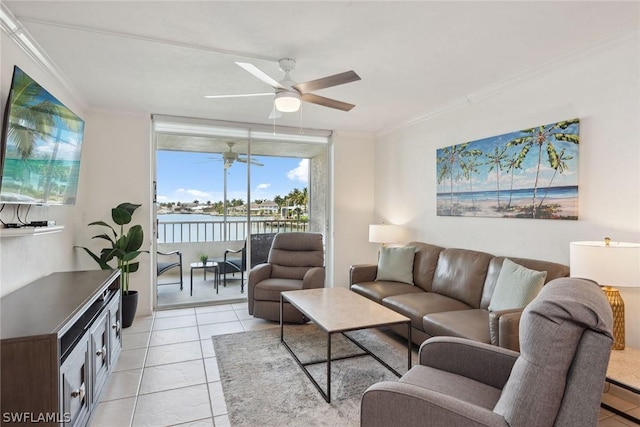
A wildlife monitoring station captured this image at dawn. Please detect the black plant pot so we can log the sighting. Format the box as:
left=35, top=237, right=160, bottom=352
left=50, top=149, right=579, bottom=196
left=122, top=290, right=138, bottom=328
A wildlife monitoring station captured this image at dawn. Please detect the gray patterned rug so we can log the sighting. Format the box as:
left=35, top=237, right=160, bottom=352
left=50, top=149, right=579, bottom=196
left=212, top=324, right=414, bottom=427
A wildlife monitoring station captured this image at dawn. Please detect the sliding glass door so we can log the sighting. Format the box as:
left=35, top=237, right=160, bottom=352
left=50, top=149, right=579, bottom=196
left=152, top=116, right=330, bottom=309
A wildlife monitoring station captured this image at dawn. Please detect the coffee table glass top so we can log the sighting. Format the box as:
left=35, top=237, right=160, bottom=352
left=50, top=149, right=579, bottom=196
left=282, top=288, right=409, bottom=333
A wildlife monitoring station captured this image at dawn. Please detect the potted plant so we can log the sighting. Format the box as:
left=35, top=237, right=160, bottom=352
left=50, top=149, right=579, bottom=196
left=76, top=202, right=147, bottom=328
left=199, top=253, right=209, bottom=265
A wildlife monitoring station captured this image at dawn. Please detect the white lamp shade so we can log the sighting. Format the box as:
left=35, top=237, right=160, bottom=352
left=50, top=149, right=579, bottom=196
left=570, top=241, right=640, bottom=287
left=274, top=91, right=301, bottom=112
left=369, top=224, right=402, bottom=244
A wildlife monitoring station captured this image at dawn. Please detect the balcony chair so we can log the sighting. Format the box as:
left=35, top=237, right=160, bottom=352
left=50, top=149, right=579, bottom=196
left=209, top=240, right=247, bottom=292
left=360, top=277, right=614, bottom=427
left=156, top=250, right=183, bottom=290
left=248, top=232, right=325, bottom=323
left=208, top=233, right=277, bottom=293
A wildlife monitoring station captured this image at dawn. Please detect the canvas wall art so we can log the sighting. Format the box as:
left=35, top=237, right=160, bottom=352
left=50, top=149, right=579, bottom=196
left=436, top=119, right=579, bottom=220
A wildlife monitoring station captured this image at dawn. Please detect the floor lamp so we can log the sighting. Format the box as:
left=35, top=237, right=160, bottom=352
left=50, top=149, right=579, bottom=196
left=570, top=239, right=640, bottom=350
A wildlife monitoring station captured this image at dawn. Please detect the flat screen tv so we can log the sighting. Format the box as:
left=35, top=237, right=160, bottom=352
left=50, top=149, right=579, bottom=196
left=0, top=66, right=84, bottom=205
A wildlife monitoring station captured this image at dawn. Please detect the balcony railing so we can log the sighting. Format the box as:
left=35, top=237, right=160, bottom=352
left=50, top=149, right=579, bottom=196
left=157, top=219, right=308, bottom=243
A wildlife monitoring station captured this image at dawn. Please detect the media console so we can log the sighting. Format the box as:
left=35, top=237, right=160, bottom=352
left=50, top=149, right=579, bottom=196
left=1, top=270, right=122, bottom=426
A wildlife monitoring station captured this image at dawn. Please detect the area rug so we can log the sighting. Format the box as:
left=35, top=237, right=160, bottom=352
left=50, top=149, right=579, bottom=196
left=212, top=324, right=413, bottom=427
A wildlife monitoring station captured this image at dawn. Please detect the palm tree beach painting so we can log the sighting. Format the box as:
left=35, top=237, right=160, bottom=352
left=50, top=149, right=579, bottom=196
left=436, top=119, right=579, bottom=220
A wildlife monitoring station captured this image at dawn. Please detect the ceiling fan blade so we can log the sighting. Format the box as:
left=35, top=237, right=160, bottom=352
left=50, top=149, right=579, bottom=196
left=293, top=70, right=361, bottom=94
left=237, top=158, right=264, bottom=167
left=268, top=105, right=282, bottom=120
left=236, top=62, right=286, bottom=90
left=301, top=93, right=356, bottom=112
left=204, top=93, right=273, bottom=99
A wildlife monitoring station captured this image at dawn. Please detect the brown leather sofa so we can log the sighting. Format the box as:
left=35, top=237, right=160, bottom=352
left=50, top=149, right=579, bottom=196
left=350, top=242, right=569, bottom=351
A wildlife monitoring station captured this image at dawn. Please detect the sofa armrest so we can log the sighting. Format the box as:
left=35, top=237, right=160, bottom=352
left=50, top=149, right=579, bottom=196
left=418, top=337, right=519, bottom=390
left=496, top=311, right=522, bottom=352
left=489, top=308, right=523, bottom=349
left=247, top=264, right=272, bottom=314
left=349, top=263, right=378, bottom=286
left=361, top=381, right=508, bottom=427
left=303, top=266, right=325, bottom=289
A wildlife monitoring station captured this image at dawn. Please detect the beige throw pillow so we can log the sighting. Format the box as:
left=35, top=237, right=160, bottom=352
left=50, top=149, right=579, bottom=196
left=375, top=246, right=416, bottom=285
left=488, top=258, right=547, bottom=311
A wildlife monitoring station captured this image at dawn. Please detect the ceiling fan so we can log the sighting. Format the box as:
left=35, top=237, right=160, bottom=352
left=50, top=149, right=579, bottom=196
left=205, top=58, right=361, bottom=114
left=220, top=142, right=264, bottom=169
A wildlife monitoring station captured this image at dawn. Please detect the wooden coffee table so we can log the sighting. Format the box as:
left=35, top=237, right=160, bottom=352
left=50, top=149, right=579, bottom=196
left=280, top=287, right=411, bottom=403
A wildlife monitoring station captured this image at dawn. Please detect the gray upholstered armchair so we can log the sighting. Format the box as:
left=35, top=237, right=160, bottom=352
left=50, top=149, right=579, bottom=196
left=248, top=232, right=325, bottom=323
left=361, top=277, right=613, bottom=427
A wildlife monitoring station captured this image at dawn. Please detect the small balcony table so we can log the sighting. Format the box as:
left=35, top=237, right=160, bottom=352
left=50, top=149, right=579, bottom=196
left=189, top=261, right=219, bottom=295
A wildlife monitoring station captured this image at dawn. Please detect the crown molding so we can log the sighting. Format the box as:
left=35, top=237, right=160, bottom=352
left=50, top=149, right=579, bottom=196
left=377, top=29, right=639, bottom=138
left=0, top=4, right=87, bottom=110
left=17, top=16, right=281, bottom=63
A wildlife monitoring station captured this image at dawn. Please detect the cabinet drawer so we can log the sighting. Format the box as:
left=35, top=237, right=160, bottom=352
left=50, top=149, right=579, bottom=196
left=107, top=294, right=122, bottom=364
left=61, top=334, right=90, bottom=427
left=90, top=311, right=110, bottom=401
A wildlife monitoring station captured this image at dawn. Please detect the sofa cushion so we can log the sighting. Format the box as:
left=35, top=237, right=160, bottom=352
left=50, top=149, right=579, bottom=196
left=253, top=278, right=303, bottom=302
left=375, top=246, right=416, bottom=284
left=423, top=309, right=491, bottom=343
left=382, top=292, right=471, bottom=330
left=431, top=248, right=493, bottom=308
left=351, top=281, right=424, bottom=304
left=488, top=259, right=546, bottom=311
left=409, top=242, right=445, bottom=292
left=480, top=256, right=569, bottom=309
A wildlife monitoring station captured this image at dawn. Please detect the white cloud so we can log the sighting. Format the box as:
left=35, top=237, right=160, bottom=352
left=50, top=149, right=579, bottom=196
left=186, top=189, right=209, bottom=198
left=287, top=159, right=309, bottom=183
left=257, top=183, right=271, bottom=190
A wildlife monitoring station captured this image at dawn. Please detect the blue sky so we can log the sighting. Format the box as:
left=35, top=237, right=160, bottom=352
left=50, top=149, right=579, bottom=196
left=156, top=150, right=308, bottom=204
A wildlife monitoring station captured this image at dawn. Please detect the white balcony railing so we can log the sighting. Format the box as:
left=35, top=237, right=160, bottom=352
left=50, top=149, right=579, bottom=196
left=157, top=219, right=308, bottom=244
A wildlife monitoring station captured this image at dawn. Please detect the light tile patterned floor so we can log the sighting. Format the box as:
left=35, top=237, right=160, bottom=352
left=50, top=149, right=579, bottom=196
left=90, top=304, right=640, bottom=427
left=90, top=303, right=280, bottom=427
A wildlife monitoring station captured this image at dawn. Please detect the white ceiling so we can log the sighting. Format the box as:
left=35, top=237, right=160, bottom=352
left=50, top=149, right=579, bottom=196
left=4, top=1, right=639, bottom=133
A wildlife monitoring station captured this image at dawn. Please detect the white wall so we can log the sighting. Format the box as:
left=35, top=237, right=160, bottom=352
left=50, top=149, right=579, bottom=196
left=0, top=31, right=87, bottom=295
left=330, top=131, right=378, bottom=288
left=374, top=32, right=640, bottom=347
left=73, top=110, right=153, bottom=316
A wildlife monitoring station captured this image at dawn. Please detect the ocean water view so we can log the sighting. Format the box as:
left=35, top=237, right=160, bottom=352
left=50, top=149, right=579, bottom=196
left=437, top=185, right=578, bottom=202
left=437, top=185, right=578, bottom=219
left=157, top=213, right=304, bottom=243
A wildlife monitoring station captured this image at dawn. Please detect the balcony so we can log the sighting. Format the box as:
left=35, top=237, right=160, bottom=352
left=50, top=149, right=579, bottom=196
left=156, top=218, right=308, bottom=307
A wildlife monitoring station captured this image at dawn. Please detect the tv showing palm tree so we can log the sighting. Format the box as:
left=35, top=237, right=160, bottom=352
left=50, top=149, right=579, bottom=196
left=0, top=66, right=84, bottom=205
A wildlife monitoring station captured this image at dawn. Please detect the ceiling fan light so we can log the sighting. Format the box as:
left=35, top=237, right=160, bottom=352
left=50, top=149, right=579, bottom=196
left=274, top=91, right=301, bottom=112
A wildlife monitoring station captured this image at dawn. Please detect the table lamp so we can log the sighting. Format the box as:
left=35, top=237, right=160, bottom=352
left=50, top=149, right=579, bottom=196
left=369, top=223, right=402, bottom=248
left=570, top=239, right=640, bottom=350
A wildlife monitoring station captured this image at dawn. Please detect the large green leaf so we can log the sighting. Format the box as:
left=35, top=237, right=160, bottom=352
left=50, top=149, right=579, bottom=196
left=112, top=207, right=132, bottom=226
left=122, top=251, right=143, bottom=262
left=125, top=225, right=144, bottom=252
left=124, top=262, right=139, bottom=274
left=74, top=246, right=111, bottom=269
left=91, top=233, right=116, bottom=246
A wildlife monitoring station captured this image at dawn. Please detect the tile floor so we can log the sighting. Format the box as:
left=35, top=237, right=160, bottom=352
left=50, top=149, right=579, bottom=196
left=90, top=303, right=640, bottom=427
left=90, top=302, right=280, bottom=427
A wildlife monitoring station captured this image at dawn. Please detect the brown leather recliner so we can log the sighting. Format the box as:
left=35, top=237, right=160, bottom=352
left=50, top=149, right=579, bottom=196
left=248, top=232, right=325, bottom=323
